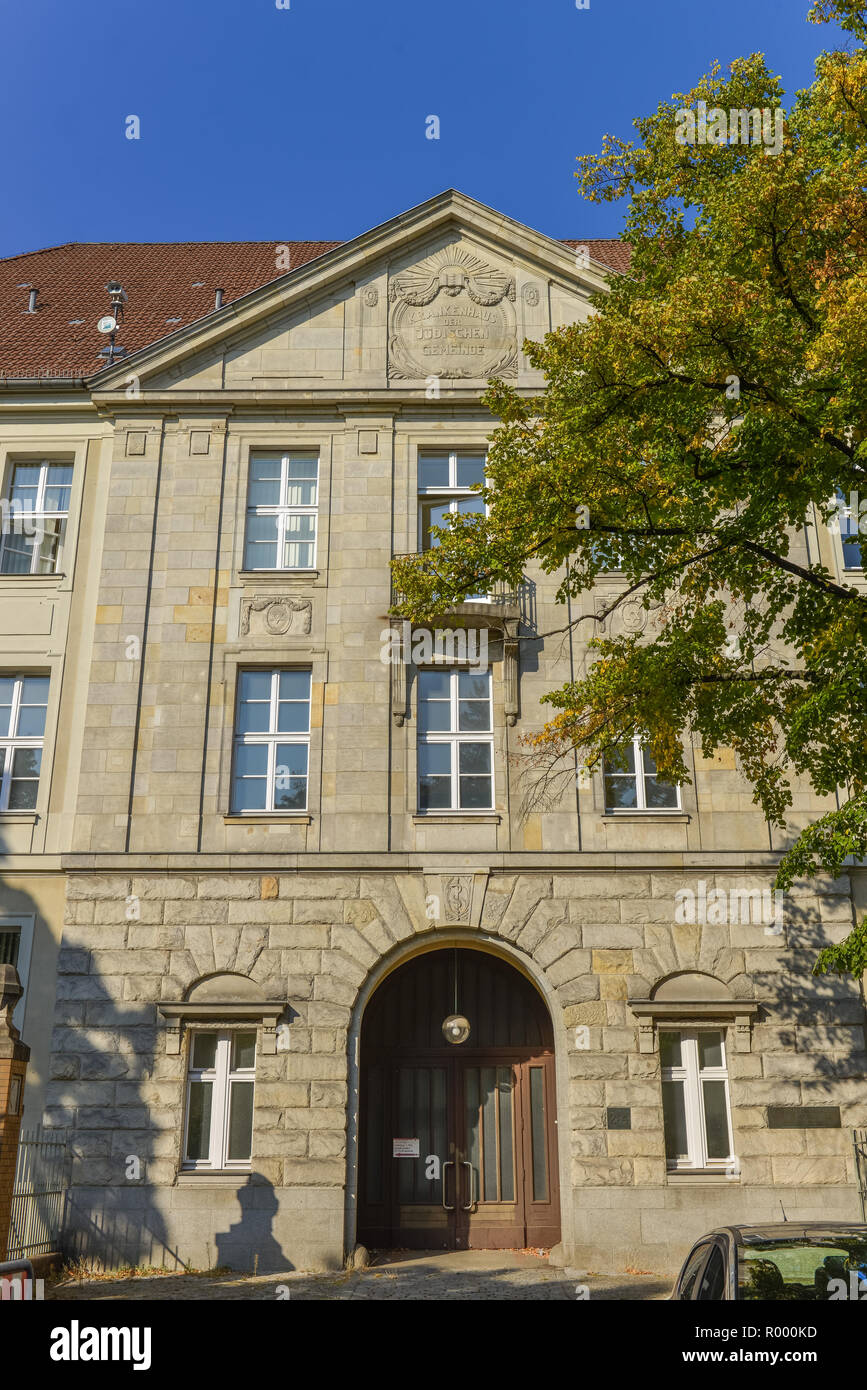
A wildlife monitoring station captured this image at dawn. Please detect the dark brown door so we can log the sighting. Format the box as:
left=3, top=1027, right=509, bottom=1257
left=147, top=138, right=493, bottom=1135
left=358, top=949, right=560, bottom=1251
left=457, top=1061, right=524, bottom=1248
left=517, top=1057, right=561, bottom=1248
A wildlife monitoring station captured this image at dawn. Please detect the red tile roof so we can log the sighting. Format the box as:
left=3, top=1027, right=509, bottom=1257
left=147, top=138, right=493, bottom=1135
left=560, top=239, right=633, bottom=276
left=0, top=236, right=630, bottom=380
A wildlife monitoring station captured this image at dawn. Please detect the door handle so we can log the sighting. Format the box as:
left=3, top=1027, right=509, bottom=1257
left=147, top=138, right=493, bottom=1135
left=442, top=1159, right=455, bottom=1210
left=462, top=1160, right=475, bottom=1211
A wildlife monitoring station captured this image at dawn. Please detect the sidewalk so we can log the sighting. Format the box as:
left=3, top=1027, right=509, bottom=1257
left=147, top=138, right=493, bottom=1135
left=49, top=1250, right=671, bottom=1301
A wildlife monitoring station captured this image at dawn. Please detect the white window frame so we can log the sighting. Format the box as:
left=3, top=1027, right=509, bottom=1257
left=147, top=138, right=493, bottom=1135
left=182, top=1030, right=257, bottom=1171
left=830, top=490, right=864, bottom=574
left=661, top=1028, right=734, bottom=1171
left=243, top=452, right=319, bottom=572
left=418, top=449, right=488, bottom=601
left=0, top=459, right=72, bottom=575
left=0, top=675, right=48, bottom=812
left=417, top=668, right=494, bottom=813
left=231, top=669, right=311, bottom=814
left=0, top=915, right=34, bottom=1033
left=603, top=735, right=681, bottom=813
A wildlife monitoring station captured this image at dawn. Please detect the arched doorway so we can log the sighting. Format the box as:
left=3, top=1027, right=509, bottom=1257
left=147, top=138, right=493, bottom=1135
left=357, top=947, right=560, bottom=1251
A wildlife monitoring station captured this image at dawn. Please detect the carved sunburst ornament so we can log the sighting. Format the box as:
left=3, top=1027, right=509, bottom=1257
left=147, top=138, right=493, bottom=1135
left=388, top=247, right=516, bottom=307
left=387, top=245, right=519, bottom=380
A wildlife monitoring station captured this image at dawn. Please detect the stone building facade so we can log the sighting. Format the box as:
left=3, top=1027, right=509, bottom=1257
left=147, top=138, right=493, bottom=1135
left=0, top=191, right=864, bottom=1275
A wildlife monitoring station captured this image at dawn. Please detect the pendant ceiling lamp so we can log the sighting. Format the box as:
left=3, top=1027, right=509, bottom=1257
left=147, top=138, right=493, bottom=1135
left=442, top=948, right=471, bottom=1044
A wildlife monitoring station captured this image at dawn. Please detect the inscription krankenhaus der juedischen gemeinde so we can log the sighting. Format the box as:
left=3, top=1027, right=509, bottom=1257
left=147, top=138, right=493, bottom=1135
left=388, top=247, right=518, bottom=379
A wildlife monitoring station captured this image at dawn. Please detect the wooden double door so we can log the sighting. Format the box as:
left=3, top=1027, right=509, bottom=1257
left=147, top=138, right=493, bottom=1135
left=357, top=950, right=560, bottom=1251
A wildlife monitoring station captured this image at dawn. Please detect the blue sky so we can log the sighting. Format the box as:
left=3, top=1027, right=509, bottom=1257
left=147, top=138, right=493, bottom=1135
left=0, top=0, right=843, bottom=257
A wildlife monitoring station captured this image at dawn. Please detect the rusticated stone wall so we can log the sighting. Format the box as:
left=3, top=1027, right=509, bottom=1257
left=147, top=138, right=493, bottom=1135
left=46, top=867, right=866, bottom=1274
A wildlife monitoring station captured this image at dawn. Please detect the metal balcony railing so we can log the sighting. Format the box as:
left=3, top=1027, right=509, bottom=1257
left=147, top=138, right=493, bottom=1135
left=391, top=555, right=518, bottom=610
left=390, top=555, right=535, bottom=629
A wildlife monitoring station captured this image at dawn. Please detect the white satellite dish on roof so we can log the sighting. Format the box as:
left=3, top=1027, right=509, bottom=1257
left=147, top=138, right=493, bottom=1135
left=97, top=315, right=117, bottom=334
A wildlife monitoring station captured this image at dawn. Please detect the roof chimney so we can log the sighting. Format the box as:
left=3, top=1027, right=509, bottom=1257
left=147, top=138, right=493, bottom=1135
left=26, top=289, right=38, bottom=313
left=214, top=288, right=224, bottom=310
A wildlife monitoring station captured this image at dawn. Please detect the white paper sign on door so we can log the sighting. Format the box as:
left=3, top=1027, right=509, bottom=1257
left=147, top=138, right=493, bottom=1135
left=392, top=1138, right=420, bottom=1158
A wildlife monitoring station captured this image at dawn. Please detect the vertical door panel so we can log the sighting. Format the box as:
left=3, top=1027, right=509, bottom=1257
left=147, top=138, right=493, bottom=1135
left=521, top=1058, right=561, bottom=1247
left=393, top=1065, right=454, bottom=1248
left=457, top=1064, right=525, bottom=1249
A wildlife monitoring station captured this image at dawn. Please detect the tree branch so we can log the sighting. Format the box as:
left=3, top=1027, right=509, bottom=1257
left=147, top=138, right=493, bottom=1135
left=740, top=540, right=864, bottom=600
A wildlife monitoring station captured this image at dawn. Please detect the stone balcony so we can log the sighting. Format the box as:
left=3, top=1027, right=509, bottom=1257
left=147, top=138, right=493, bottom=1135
left=389, top=555, right=532, bottom=629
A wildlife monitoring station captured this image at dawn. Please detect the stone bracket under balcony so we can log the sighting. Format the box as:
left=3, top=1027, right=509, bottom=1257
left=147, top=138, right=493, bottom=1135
left=386, top=610, right=520, bottom=727
left=388, top=561, right=531, bottom=728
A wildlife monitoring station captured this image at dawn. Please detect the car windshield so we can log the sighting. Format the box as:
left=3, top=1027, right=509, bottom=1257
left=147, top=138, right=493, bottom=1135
left=738, top=1236, right=867, bottom=1300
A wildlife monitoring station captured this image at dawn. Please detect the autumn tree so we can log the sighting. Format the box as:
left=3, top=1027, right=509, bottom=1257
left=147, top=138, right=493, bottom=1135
left=392, top=0, right=867, bottom=918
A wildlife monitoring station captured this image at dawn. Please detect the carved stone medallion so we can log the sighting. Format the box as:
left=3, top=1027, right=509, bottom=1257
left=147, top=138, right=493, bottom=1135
left=240, top=597, right=312, bottom=638
left=617, top=598, right=666, bottom=638
left=620, top=599, right=648, bottom=634
left=388, top=247, right=517, bottom=380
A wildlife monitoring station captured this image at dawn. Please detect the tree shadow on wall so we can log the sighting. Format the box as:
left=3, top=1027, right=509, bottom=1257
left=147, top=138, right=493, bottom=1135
left=48, top=948, right=291, bottom=1275
left=51, top=955, right=182, bottom=1273
left=0, top=855, right=66, bottom=1261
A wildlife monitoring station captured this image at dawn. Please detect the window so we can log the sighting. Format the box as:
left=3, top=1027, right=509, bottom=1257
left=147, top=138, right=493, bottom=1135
left=418, top=451, right=487, bottom=600
left=417, top=668, right=493, bottom=811
left=243, top=453, right=319, bottom=570
left=418, top=451, right=486, bottom=548
left=183, top=1031, right=256, bottom=1170
left=0, top=675, right=49, bottom=810
left=696, top=1244, right=727, bottom=1300
left=231, top=669, right=311, bottom=813
left=737, top=1235, right=867, bottom=1300
left=603, top=736, right=680, bottom=811
left=588, top=538, right=623, bottom=573
left=0, top=461, right=72, bottom=574
left=0, top=925, right=21, bottom=967
left=0, top=918, right=34, bottom=1032
left=660, top=1029, right=734, bottom=1170
left=676, top=1243, right=711, bottom=1300
left=834, top=489, right=863, bottom=571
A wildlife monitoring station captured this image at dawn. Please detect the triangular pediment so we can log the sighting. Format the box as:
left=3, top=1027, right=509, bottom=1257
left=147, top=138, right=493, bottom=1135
left=90, top=191, right=617, bottom=396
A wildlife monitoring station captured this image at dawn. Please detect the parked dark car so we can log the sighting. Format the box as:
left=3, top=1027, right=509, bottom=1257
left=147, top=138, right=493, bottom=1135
left=672, top=1223, right=867, bottom=1300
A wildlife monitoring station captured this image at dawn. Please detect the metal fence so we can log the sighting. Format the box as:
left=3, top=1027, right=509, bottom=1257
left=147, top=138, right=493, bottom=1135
left=6, top=1126, right=67, bottom=1260
left=854, top=1128, right=867, bottom=1224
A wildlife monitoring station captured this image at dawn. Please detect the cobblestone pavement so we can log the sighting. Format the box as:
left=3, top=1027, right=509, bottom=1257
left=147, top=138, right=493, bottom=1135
left=49, top=1251, right=671, bottom=1301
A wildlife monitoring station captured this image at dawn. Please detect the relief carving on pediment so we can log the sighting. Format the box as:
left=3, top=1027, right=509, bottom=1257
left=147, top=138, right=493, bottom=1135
left=388, top=247, right=518, bottom=380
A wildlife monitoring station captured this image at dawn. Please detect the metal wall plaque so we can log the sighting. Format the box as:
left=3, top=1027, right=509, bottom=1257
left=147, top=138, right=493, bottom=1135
left=767, top=1106, right=841, bottom=1129
left=606, top=1107, right=631, bottom=1130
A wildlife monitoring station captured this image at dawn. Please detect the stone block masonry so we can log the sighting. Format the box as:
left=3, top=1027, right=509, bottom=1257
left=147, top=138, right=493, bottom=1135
left=46, top=868, right=867, bottom=1275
